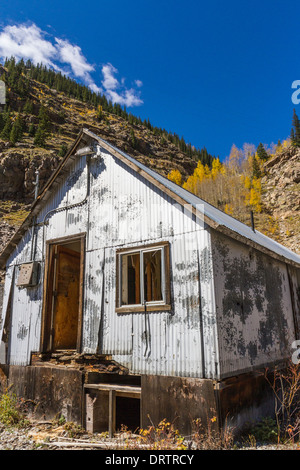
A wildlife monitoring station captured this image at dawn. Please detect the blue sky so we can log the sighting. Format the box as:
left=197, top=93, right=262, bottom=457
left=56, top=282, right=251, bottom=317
left=0, top=0, right=300, bottom=160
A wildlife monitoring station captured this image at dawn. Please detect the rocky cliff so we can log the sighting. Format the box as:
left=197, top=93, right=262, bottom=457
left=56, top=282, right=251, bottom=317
left=261, top=146, right=300, bottom=254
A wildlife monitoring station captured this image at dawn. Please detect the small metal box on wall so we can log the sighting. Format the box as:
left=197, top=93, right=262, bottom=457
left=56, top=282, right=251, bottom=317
left=16, top=262, right=39, bottom=288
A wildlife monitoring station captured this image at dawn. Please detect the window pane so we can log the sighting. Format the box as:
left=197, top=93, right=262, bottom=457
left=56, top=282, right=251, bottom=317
left=121, top=253, right=140, bottom=305
left=143, top=250, right=163, bottom=302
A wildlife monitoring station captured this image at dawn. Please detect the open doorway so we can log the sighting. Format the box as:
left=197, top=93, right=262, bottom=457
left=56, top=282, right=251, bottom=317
left=41, top=234, right=85, bottom=352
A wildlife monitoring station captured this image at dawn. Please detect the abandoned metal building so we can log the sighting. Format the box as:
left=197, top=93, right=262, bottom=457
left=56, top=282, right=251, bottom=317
left=0, top=128, right=300, bottom=435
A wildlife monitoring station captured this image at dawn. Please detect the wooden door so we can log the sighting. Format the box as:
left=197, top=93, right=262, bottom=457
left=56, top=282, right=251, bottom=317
left=52, top=246, right=80, bottom=350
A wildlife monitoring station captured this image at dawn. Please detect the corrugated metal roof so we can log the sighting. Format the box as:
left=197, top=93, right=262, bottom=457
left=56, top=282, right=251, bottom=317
left=86, top=130, right=300, bottom=267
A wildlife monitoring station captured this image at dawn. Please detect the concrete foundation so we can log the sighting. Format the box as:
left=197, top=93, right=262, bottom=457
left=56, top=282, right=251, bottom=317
left=6, top=365, right=85, bottom=423
left=140, top=375, right=219, bottom=436
left=0, top=364, right=277, bottom=436
left=216, top=371, right=276, bottom=430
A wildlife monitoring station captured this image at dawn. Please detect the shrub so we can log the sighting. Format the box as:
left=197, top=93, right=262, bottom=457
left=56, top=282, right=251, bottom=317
left=265, top=361, right=300, bottom=443
left=190, top=416, right=234, bottom=450
left=122, top=418, right=187, bottom=450
left=247, top=417, right=278, bottom=444
left=0, top=389, right=26, bottom=427
left=138, top=418, right=187, bottom=450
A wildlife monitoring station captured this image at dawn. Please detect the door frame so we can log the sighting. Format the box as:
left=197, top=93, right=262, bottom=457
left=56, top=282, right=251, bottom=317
left=40, top=232, right=86, bottom=353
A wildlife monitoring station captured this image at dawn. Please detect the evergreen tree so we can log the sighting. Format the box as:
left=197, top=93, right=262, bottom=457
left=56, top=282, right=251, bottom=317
left=34, top=105, right=50, bottom=147
left=9, top=114, right=24, bottom=144
left=38, top=105, right=49, bottom=130
left=58, top=143, right=68, bottom=157
left=97, top=105, right=103, bottom=122
left=291, top=128, right=295, bottom=143
left=252, top=155, right=261, bottom=179
left=28, top=123, right=36, bottom=137
left=256, top=143, right=269, bottom=161
left=291, top=109, right=300, bottom=147
left=0, top=112, right=12, bottom=140
left=0, top=112, right=4, bottom=132
left=23, top=99, right=33, bottom=114
left=34, top=126, right=47, bottom=147
left=130, top=129, right=137, bottom=149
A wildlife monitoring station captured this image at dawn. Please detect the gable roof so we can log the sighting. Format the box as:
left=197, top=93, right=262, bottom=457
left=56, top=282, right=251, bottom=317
left=0, top=128, right=300, bottom=269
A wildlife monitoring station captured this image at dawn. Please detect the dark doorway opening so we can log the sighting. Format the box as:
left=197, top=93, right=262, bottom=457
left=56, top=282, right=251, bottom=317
left=116, top=396, right=141, bottom=432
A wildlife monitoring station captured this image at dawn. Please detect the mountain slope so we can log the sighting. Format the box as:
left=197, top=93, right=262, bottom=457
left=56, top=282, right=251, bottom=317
left=0, top=60, right=208, bottom=252
left=0, top=59, right=299, bottom=258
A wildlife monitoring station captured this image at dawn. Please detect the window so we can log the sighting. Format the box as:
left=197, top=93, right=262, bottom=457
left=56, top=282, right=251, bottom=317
left=116, top=242, right=171, bottom=313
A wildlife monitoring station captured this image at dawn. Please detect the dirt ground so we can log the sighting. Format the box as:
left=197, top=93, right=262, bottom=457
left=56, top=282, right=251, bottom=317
left=0, top=420, right=140, bottom=450
left=1, top=419, right=300, bottom=451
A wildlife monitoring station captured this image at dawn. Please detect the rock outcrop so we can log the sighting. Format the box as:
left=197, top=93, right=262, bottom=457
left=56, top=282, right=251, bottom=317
left=261, top=146, right=300, bottom=253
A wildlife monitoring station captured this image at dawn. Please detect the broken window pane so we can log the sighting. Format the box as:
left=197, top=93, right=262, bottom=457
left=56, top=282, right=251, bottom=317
left=143, top=250, right=163, bottom=302
left=121, top=253, right=140, bottom=305
left=118, top=246, right=167, bottom=309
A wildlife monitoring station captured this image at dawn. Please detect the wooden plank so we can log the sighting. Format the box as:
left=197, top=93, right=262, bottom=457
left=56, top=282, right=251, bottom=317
left=43, top=440, right=151, bottom=449
left=40, top=243, right=53, bottom=352
left=84, top=383, right=141, bottom=395
left=76, top=234, right=86, bottom=352
left=108, top=389, right=116, bottom=438
left=116, top=304, right=171, bottom=314
left=53, top=246, right=80, bottom=350
left=84, top=384, right=141, bottom=399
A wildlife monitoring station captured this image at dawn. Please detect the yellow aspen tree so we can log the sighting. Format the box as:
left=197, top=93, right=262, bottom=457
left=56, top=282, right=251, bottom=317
left=183, top=173, right=198, bottom=194
left=194, top=161, right=206, bottom=182
left=243, top=175, right=252, bottom=190
left=228, top=144, right=243, bottom=175
left=167, top=169, right=182, bottom=186
left=211, top=158, right=224, bottom=180
left=224, top=203, right=234, bottom=215
left=183, top=161, right=207, bottom=194
left=249, top=177, right=262, bottom=212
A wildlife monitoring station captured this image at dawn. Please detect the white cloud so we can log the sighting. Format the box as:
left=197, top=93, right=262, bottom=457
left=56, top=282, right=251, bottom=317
left=101, top=63, right=143, bottom=107
left=0, top=22, right=143, bottom=107
left=54, top=38, right=102, bottom=93
left=0, top=23, right=57, bottom=69
left=102, top=63, right=119, bottom=91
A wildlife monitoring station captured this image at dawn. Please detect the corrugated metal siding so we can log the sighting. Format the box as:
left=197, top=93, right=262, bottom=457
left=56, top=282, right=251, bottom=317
left=3, top=143, right=214, bottom=377
left=101, top=246, right=133, bottom=356
left=3, top=155, right=90, bottom=366
left=38, top=154, right=88, bottom=242
left=197, top=228, right=219, bottom=379
left=211, top=230, right=296, bottom=378
left=0, top=265, right=15, bottom=343
left=81, top=249, right=105, bottom=353
left=287, top=265, right=300, bottom=337
left=0, top=262, right=43, bottom=366
left=8, top=274, right=43, bottom=365
left=111, top=232, right=205, bottom=378
left=86, top=147, right=208, bottom=377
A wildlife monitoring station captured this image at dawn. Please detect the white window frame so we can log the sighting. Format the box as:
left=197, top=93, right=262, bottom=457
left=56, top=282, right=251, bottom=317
left=116, top=242, right=171, bottom=313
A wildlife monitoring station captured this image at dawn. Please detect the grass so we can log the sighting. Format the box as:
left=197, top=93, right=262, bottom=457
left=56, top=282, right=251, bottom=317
left=0, top=200, right=30, bottom=226
left=2, top=209, right=30, bottom=226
